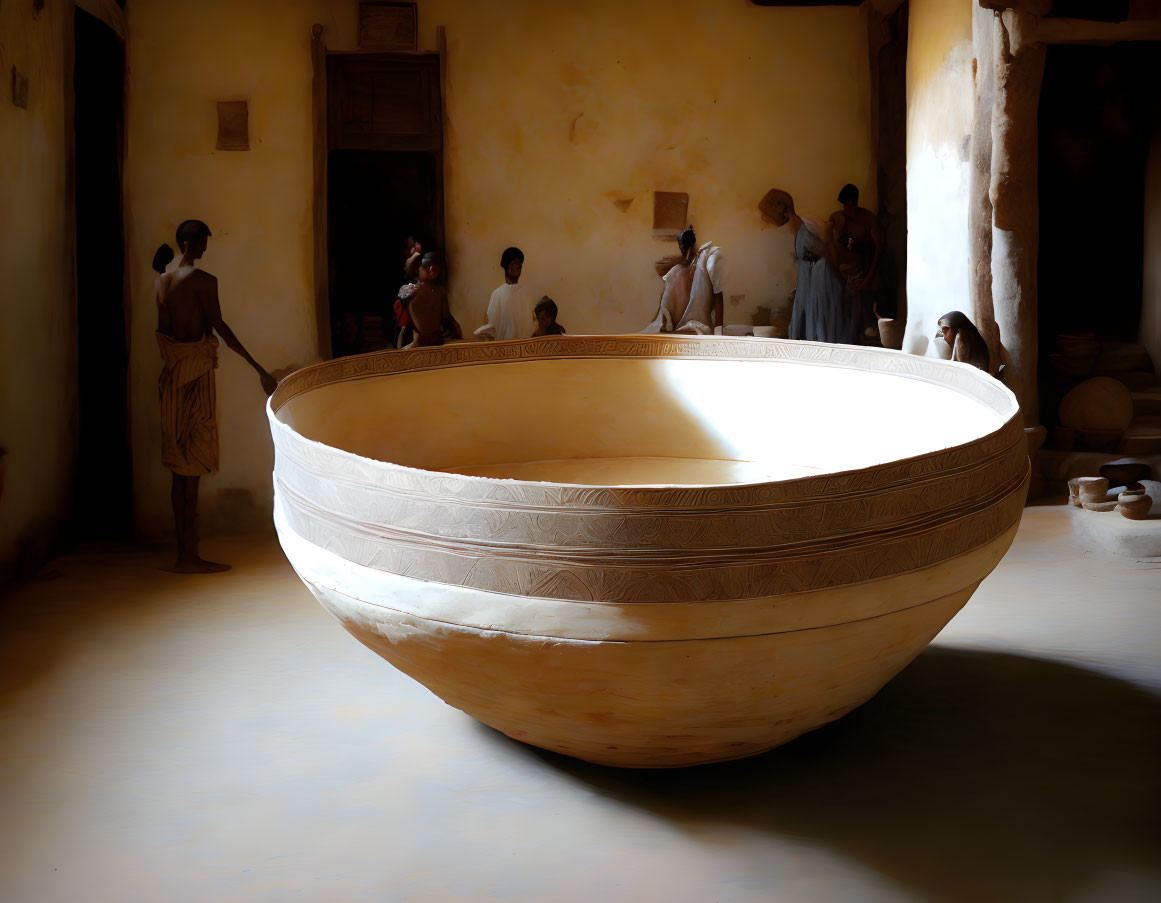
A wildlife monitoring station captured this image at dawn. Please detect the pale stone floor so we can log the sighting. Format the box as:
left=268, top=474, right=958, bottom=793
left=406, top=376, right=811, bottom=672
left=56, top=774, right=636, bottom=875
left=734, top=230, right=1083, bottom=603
left=1, top=504, right=1159, bottom=903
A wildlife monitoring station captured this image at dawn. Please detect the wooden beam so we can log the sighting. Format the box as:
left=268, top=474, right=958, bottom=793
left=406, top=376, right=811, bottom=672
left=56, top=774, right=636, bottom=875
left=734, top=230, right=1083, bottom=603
left=76, top=0, right=126, bottom=40
left=1032, top=16, right=1161, bottom=44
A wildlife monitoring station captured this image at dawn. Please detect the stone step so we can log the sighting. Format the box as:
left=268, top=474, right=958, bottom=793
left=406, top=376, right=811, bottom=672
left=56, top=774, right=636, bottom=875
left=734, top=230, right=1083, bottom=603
left=1133, top=389, right=1161, bottom=417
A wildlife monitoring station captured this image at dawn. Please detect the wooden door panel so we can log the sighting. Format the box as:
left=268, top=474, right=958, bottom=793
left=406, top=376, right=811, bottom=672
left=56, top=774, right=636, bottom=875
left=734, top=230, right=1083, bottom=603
left=328, top=54, right=441, bottom=150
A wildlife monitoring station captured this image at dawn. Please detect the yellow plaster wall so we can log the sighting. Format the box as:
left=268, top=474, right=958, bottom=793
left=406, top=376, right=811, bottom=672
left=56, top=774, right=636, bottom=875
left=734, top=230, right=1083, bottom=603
left=125, top=0, right=354, bottom=536
left=421, top=0, right=873, bottom=335
left=903, top=0, right=974, bottom=357
left=0, top=0, right=76, bottom=576
left=125, top=0, right=872, bottom=535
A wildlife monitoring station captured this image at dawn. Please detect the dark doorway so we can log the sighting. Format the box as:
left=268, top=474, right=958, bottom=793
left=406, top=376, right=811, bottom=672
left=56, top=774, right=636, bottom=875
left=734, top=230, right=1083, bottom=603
left=73, top=8, right=130, bottom=537
left=328, top=150, right=439, bottom=356
left=325, top=53, right=443, bottom=358
left=1037, top=43, right=1161, bottom=436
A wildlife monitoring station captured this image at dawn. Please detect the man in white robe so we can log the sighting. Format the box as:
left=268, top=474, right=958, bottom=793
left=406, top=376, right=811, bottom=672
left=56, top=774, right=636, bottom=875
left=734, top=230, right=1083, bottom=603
left=475, top=246, right=534, bottom=340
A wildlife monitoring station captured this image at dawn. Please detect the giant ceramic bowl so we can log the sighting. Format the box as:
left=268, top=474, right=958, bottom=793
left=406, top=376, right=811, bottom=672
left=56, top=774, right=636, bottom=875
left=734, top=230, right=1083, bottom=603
left=269, top=335, right=1027, bottom=767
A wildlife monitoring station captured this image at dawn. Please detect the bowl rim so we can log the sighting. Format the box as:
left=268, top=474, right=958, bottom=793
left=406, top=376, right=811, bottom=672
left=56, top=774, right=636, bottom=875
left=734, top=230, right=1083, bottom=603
left=268, top=334, right=1022, bottom=498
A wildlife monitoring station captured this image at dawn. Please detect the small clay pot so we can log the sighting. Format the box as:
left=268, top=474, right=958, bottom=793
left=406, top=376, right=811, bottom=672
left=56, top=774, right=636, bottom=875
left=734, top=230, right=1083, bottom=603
left=877, top=318, right=904, bottom=351
left=1074, top=477, right=1117, bottom=511
left=1117, top=488, right=1152, bottom=520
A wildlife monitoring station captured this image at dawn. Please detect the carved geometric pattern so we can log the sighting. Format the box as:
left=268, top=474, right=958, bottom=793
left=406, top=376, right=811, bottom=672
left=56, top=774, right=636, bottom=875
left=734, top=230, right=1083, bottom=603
left=269, top=336, right=1028, bottom=604
left=275, top=469, right=1027, bottom=603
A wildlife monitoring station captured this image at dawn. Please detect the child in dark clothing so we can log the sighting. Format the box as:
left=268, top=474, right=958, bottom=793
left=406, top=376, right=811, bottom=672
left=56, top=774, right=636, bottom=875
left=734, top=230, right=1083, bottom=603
left=532, top=296, right=566, bottom=337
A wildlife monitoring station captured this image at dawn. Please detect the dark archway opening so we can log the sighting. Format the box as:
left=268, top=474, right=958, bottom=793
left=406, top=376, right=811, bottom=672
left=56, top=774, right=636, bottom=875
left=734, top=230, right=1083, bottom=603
left=73, top=8, right=130, bottom=538
left=324, top=53, right=444, bottom=358
left=328, top=150, right=439, bottom=356
left=1037, top=42, right=1161, bottom=442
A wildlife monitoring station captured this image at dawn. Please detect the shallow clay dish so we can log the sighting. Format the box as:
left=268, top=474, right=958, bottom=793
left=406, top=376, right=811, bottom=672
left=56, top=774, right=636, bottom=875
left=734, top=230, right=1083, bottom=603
left=1099, top=458, right=1151, bottom=486
left=269, top=336, right=1028, bottom=767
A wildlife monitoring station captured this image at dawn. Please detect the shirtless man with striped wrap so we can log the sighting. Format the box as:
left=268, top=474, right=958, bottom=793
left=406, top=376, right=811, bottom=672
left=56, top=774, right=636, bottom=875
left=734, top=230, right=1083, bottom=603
left=155, top=219, right=276, bottom=573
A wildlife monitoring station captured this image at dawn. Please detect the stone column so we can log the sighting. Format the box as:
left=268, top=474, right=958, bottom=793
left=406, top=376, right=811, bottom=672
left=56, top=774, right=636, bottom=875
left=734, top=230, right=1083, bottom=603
left=989, top=9, right=1045, bottom=426
left=969, top=5, right=997, bottom=373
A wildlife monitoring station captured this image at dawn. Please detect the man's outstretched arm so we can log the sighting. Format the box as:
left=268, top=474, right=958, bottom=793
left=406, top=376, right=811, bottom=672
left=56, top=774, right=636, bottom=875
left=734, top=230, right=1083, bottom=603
left=201, top=275, right=277, bottom=396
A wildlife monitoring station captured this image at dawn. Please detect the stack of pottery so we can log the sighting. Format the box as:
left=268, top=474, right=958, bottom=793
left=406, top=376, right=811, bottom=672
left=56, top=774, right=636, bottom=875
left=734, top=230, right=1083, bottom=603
left=1115, top=485, right=1156, bottom=520
left=1067, top=458, right=1159, bottom=520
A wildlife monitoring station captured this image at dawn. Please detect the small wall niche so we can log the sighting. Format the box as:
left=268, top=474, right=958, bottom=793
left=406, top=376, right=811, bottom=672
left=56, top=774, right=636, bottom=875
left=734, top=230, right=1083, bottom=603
left=216, top=100, right=249, bottom=151
left=652, top=191, right=688, bottom=238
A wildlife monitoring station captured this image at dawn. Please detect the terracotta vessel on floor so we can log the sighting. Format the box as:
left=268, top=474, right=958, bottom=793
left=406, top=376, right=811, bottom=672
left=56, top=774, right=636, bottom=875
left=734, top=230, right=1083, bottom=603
left=1117, top=488, right=1151, bottom=520
left=268, top=336, right=1028, bottom=767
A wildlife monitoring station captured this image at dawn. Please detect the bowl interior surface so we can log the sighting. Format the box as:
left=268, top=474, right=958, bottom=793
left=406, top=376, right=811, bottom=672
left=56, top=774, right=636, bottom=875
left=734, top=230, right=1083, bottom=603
left=277, top=354, right=1008, bottom=487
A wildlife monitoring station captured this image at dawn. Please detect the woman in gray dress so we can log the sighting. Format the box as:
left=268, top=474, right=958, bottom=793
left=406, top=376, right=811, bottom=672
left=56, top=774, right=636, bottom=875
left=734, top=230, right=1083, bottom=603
left=763, top=189, right=859, bottom=345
